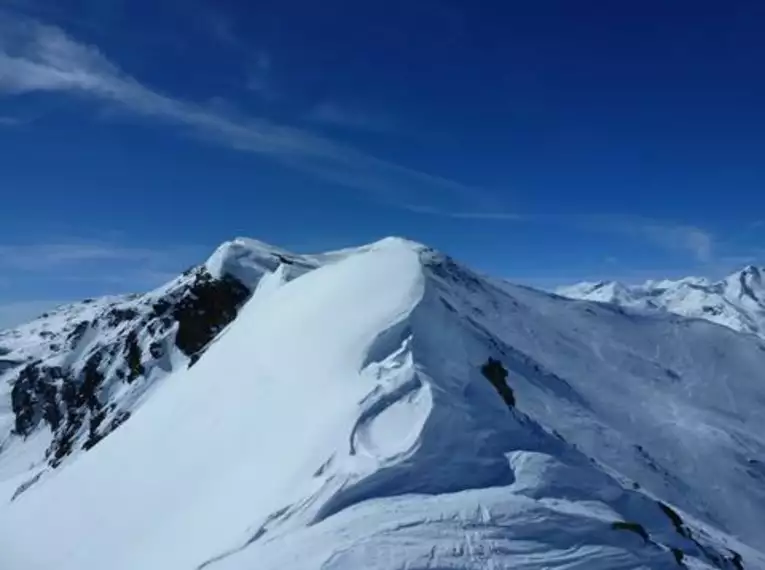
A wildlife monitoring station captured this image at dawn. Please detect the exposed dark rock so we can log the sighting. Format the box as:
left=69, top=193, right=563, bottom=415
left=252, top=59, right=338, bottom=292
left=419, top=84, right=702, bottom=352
left=611, top=521, right=649, bottom=543
left=67, top=320, right=89, bottom=347
left=427, top=255, right=485, bottom=293
left=39, top=380, right=61, bottom=431
left=10, top=364, right=67, bottom=436
left=5, top=265, right=252, bottom=469
left=50, top=416, right=82, bottom=466
left=172, top=269, right=250, bottom=365
left=83, top=408, right=107, bottom=450
left=79, top=352, right=105, bottom=410
left=146, top=320, right=161, bottom=335
left=658, top=501, right=689, bottom=538
left=149, top=340, right=164, bottom=359
left=480, top=357, right=515, bottom=407
left=665, top=368, right=681, bottom=381
left=0, top=357, right=21, bottom=373
left=275, top=254, right=295, bottom=265
left=635, top=445, right=674, bottom=480
left=151, top=299, right=172, bottom=318
left=60, top=380, right=78, bottom=417
left=10, top=365, right=38, bottom=436
left=671, top=547, right=685, bottom=566
left=125, top=330, right=145, bottom=383
left=110, top=410, right=131, bottom=431
left=11, top=472, right=42, bottom=502
left=40, top=351, right=109, bottom=465
left=106, top=307, right=139, bottom=327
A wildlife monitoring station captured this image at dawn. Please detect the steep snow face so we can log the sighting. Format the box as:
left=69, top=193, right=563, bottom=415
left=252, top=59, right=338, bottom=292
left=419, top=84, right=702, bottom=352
left=0, top=239, right=317, bottom=499
left=0, top=237, right=408, bottom=498
left=431, top=260, right=765, bottom=554
left=1, top=239, right=763, bottom=570
left=0, top=240, right=429, bottom=570
left=558, top=265, right=765, bottom=339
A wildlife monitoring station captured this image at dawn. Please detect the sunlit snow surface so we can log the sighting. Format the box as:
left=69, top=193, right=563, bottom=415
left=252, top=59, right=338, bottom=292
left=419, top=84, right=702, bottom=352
left=1, top=238, right=764, bottom=569
left=558, top=265, right=765, bottom=340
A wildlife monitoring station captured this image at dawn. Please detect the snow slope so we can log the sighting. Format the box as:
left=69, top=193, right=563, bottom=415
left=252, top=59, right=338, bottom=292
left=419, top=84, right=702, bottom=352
left=1, top=238, right=764, bottom=569
left=0, top=237, right=327, bottom=500
left=558, top=265, right=765, bottom=339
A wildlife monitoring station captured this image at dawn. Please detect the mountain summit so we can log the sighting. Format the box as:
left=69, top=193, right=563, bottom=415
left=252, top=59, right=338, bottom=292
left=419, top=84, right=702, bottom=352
left=1, top=238, right=764, bottom=569
left=558, top=265, right=765, bottom=340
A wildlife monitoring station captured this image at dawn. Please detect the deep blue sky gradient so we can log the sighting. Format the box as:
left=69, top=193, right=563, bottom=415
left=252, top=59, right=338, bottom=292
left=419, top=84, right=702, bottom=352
left=1, top=0, right=765, bottom=325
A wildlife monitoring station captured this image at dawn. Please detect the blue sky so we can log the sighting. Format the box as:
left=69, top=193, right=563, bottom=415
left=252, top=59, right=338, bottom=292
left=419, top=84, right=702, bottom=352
left=1, top=0, right=765, bottom=327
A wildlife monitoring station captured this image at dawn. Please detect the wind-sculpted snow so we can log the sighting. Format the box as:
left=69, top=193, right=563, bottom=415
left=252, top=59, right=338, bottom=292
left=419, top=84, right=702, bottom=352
left=0, top=237, right=763, bottom=569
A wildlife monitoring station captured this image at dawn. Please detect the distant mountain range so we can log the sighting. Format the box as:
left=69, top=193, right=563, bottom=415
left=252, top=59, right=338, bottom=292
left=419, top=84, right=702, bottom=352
left=558, top=265, right=765, bottom=340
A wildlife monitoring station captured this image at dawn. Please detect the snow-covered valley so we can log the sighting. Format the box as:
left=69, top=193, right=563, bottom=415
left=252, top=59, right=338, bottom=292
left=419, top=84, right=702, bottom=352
left=1, top=237, right=763, bottom=569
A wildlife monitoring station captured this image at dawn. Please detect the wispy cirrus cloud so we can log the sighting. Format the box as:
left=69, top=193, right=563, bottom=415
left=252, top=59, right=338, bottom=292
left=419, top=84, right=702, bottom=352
left=633, top=222, right=713, bottom=263
left=0, top=240, right=208, bottom=322
left=0, top=13, right=492, bottom=213
left=569, top=215, right=715, bottom=263
left=306, top=101, right=397, bottom=133
left=0, top=240, right=204, bottom=272
left=400, top=204, right=524, bottom=220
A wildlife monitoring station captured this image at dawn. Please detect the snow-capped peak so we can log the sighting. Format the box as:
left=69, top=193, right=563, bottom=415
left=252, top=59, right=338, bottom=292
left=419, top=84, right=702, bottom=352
left=559, top=264, right=765, bottom=339
left=204, top=237, right=314, bottom=285
left=1, top=237, right=764, bottom=569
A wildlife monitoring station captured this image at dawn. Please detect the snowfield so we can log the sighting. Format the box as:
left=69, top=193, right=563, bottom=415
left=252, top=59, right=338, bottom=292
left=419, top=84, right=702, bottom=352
left=1, top=237, right=764, bottom=569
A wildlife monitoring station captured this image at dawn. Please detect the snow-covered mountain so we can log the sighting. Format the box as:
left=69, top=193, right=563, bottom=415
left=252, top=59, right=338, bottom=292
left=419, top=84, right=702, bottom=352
left=0, top=239, right=328, bottom=479
left=557, top=265, right=765, bottom=339
left=1, top=237, right=764, bottom=569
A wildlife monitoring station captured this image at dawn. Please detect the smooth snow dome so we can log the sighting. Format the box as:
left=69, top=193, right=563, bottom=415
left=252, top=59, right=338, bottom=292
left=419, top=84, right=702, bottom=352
left=1, top=237, right=765, bottom=570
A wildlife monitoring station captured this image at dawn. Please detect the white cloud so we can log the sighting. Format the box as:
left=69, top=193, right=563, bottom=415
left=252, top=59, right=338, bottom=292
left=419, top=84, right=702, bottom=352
left=0, top=14, right=486, bottom=212
left=0, top=241, right=203, bottom=271
left=573, top=215, right=715, bottom=263
left=0, top=240, right=207, bottom=323
left=638, top=223, right=713, bottom=263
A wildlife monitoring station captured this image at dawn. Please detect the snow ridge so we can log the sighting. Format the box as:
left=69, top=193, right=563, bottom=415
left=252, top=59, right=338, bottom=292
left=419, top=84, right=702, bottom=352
left=558, top=265, right=765, bottom=339
left=0, top=237, right=763, bottom=570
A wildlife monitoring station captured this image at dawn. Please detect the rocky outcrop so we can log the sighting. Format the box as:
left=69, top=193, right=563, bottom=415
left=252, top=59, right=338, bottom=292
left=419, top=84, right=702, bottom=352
left=169, top=268, right=250, bottom=365
left=4, top=266, right=252, bottom=469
